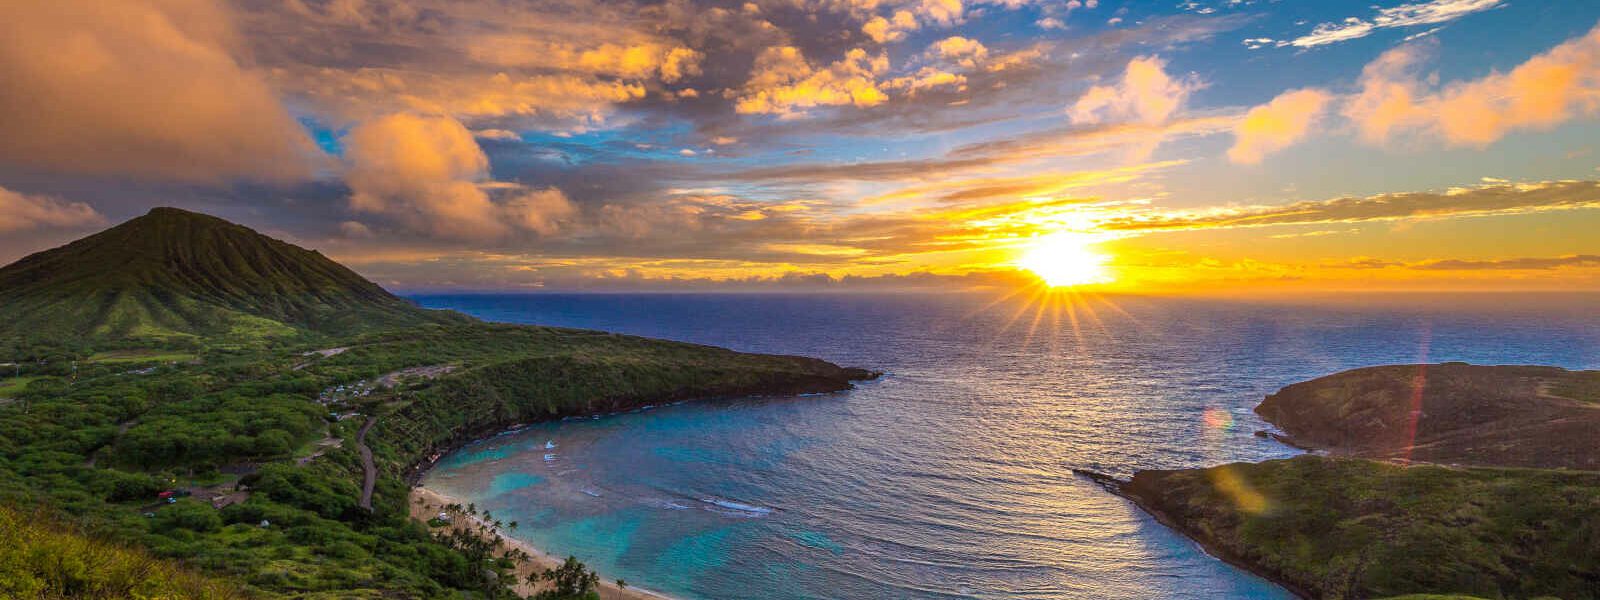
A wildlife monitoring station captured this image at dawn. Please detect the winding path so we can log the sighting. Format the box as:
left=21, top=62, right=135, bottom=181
left=356, top=415, right=377, bottom=511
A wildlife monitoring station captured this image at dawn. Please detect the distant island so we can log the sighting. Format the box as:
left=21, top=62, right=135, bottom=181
left=1085, top=363, right=1600, bottom=600
left=0, top=208, right=875, bottom=599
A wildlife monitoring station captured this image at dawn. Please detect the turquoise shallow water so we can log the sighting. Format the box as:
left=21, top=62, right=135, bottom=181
left=415, top=293, right=1599, bottom=599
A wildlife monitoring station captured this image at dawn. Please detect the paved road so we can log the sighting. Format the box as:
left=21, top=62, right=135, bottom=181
left=356, top=416, right=377, bottom=511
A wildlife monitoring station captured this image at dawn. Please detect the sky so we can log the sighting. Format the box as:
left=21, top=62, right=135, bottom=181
left=1, top=0, right=1598, bottom=293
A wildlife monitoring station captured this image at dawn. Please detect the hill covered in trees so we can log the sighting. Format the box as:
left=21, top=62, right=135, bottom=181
left=0, top=210, right=875, bottom=598
left=0, top=207, right=456, bottom=348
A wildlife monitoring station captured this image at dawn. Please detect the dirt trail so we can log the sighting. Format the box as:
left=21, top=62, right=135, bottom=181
left=296, top=436, right=344, bottom=466
left=86, top=419, right=138, bottom=467
left=292, top=346, right=350, bottom=370
left=356, top=416, right=377, bottom=511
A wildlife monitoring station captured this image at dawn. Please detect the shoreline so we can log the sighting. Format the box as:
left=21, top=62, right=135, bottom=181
left=398, top=374, right=881, bottom=599
left=403, top=373, right=880, bottom=488
left=410, top=486, right=679, bottom=600
left=1074, top=468, right=1312, bottom=600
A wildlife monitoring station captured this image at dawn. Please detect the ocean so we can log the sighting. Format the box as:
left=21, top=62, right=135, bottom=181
left=411, top=292, right=1599, bottom=600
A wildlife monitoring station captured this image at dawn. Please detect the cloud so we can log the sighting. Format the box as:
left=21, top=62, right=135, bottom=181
left=1232, top=25, right=1600, bottom=159
left=932, top=36, right=989, bottom=67
left=1070, top=56, right=1199, bottom=125
left=1101, top=180, right=1600, bottom=231
left=1411, top=254, right=1600, bottom=270
left=274, top=69, right=648, bottom=127
left=343, top=113, right=577, bottom=239
left=471, top=41, right=703, bottom=83
left=339, top=221, right=375, bottom=239
left=237, top=0, right=713, bottom=129
left=1066, top=56, right=1204, bottom=160
left=0, top=187, right=106, bottom=233
left=505, top=188, right=581, bottom=236
left=918, top=0, right=964, bottom=27
left=725, top=116, right=1232, bottom=183
left=0, top=0, right=319, bottom=183
left=863, top=10, right=919, bottom=43
left=474, top=129, right=522, bottom=141
left=858, top=160, right=1187, bottom=206
left=1285, top=0, right=1503, bottom=48
left=734, top=47, right=890, bottom=117
left=1227, top=89, right=1332, bottom=164
left=1344, top=25, right=1600, bottom=148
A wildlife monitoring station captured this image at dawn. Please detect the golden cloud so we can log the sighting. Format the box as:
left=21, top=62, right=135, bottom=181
left=1345, top=24, right=1600, bottom=148
left=272, top=68, right=647, bottom=126
left=468, top=38, right=703, bottom=83
left=863, top=10, right=919, bottom=43
left=1101, top=180, right=1600, bottom=231
left=1228, top=89, right=1332, bottom=164
left=932, top=36, right=989, bottom=67
left=344, top=113, right=577, bottom=240
left=0, top=0, right=320, bottom=183
left=734, top=47, right=891, bottom=116
left=1070, top=56, right=1200, bottom=126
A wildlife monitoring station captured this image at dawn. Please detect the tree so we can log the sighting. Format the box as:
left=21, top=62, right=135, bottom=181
left=531, top=556, right=599, bottom=600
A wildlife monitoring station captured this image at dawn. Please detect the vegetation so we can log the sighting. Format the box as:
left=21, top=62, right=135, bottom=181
left=1121, top=455, right=1600, bottom=600
left=0, top=208, right=874, bottom=598
left=531, top=557, right=600, bottom=600
left=1255, top=362, right=1600, bottom=470
left=88, top=350, right=200, bottom=364
left=0, top=207, right=456, bottom=348
left=0, top=504, right=245, bottom=599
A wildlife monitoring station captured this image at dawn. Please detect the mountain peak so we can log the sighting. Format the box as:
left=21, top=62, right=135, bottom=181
left=0, top=209, right=445, bottom=344
left=142, top=206, right=224, bottom=221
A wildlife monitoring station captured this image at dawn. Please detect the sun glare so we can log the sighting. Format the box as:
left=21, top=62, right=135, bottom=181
left=1017, top=233, right=1112, bottom=288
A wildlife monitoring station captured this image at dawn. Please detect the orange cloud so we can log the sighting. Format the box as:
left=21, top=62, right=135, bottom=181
left=1067, top=56, right=1202, bottom=160
left=273, top=69, right=647, bottom=126
left=1100, top=180, right=1600, bottom=231
left=863, top=10, right=919, bottom=43
left=468, top=39, right=703, bottom=83
left=0, top=0, right=319, bottom=183
left=932, top=36, right=989, bottom=67
left=734, top=47, right=890, bottom=116
left=919, top=0, right=964, bottom=27
left=505, top=188, right=581, bottom=236
left=1070, top=56, right=1199, bottom=126
left=1228, top=89, right=1332, bottom=164
left=344, top=114, right=577, bottom=240
left=0, top=187, right=105, bottom=233
left=1345, top=24, right=1600, bottom=148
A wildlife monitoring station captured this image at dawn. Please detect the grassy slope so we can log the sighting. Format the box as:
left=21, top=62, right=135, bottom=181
left=0, top=207, right=451, bottom=347
left=0, top=504, right=246, bottom=599
left=1120, top=456, right=1600, bottom=600
left=1254, top=363, right=1600, bottom=470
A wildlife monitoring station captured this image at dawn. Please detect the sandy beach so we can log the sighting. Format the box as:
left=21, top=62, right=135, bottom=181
left=410, top=486, right=677, bottom=600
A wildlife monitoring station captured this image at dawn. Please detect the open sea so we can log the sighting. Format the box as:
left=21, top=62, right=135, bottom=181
left=411, top=292, right=1600, bottom=600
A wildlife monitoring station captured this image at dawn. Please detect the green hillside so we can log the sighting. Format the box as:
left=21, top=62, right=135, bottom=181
left=0, top=505, right=246, bottom=599
left=1119, top=456, right=1600, bottom=600
left=0, top=207, right=452, bottom=348
left=0, top=209, right=875, bottom=598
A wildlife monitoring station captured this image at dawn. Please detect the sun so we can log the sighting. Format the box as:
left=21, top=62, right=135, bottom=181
left=1017, top=233, right=1112, bottom=287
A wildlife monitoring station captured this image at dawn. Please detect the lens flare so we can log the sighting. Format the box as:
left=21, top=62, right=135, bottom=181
left=1017, top=233, right=1112, bottom=288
